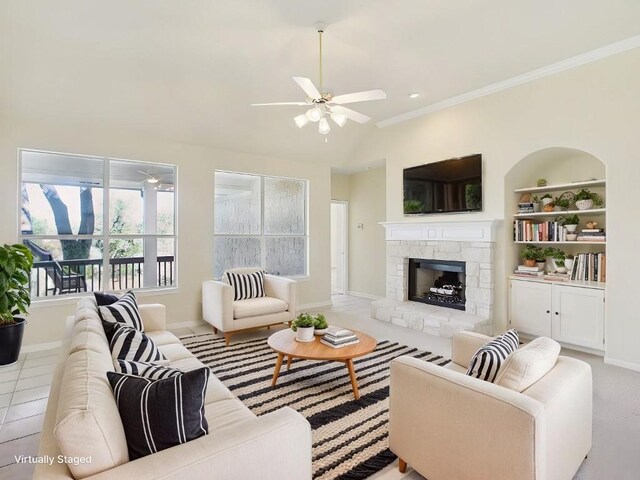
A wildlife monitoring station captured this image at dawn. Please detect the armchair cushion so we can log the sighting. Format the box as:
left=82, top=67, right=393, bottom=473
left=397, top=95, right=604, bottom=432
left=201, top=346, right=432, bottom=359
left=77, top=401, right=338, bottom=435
left=466, top=329, right=519, bottom=382
left=224, top=269, right=265, bottom=301
left=496, top=337, right=561, bottom=392
left=233, top=297, right=288, bottom=320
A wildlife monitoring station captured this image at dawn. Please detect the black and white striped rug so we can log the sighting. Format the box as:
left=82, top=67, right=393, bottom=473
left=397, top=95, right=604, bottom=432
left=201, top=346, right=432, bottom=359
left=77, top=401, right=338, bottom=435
left=182, top=333, right=450, bottom=480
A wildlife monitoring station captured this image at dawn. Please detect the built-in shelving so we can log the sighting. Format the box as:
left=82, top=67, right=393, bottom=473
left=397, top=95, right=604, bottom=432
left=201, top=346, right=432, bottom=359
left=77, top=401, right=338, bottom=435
left=513, top=208, right=606, bottom=218
left=513, top=179, right=606, bottom=194
left=514, top=241, right=606, bottom=245
left=508, top=275, right=606, bottom=290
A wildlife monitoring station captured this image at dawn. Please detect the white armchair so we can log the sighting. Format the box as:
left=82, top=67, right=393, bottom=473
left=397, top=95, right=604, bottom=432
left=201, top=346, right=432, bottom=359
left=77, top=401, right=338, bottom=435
left=202, top=268, right=297, bottom=345
left=389, top=331, right=592, bottom=480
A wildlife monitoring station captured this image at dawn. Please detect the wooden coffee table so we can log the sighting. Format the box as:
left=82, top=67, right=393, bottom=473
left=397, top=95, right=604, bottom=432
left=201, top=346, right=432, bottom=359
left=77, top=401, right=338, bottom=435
left=267, top=328, right=377, bottom=400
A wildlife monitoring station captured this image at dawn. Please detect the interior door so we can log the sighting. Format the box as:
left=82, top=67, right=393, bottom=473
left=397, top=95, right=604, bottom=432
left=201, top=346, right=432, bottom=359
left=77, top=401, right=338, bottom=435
left=552, top=285, right=605, bottom=349
left=509, top=279, right=552, bottom=337
left=330, top=201, right=348, bottom=294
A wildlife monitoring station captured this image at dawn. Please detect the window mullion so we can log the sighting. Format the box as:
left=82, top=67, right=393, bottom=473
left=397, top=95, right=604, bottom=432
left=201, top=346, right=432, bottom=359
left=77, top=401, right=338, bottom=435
left=102, top=158, right=110, bottom=292
left=261, top=176, right=266, bottom=271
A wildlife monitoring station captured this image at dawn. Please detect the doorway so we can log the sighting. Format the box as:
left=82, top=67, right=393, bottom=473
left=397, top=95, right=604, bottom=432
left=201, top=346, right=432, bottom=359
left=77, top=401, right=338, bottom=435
left=331, top=201, right=348, bottom=294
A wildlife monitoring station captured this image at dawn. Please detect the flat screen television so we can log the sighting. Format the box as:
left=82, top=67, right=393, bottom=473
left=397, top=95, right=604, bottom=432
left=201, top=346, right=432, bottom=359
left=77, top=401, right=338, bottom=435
left=403, top=154, right=482, bottom=214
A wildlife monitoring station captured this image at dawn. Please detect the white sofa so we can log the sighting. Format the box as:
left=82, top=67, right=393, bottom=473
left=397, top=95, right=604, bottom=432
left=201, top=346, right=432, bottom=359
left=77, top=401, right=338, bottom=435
left=35, top=297, right=312, bottom=480
left=389, top=331, right=592, bottom=480
left=202, top=268, right=297, bottom=345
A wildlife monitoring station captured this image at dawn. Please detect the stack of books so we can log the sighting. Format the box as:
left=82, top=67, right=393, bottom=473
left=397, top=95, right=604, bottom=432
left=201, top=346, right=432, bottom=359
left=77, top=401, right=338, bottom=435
left=570, top=252, right=606, bottom=282
left=513, top=265, right=544, bottom=278
left=321, top=326, right=360, bottom=348
left=576, top=228, right=606, bottom=242
left=513, top=220, right=567, bottom=242
left=543, top=272, right=570, bottom=282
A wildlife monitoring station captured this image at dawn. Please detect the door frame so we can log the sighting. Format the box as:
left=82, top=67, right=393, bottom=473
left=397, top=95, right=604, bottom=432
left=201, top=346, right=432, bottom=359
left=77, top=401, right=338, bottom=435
left=331, top=200, right=349, bottom=294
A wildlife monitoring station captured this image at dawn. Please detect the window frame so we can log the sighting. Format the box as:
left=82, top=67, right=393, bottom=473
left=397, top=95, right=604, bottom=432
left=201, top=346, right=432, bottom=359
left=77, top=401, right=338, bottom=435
left=17, top=148, right=178, bottom=301
left=213, top=170, right=309, bottom=280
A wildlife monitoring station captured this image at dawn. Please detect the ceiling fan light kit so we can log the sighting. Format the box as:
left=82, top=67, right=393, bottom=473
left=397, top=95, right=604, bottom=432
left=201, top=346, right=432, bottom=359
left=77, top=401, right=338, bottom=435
left=251, top=25, right=386, bottom=137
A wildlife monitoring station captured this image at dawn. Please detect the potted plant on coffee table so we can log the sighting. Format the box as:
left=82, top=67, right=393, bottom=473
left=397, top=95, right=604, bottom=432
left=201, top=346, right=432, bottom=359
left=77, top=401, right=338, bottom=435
left=291, top=313, right=316, bottom=342
left=574, top=189, right=603, bottom=210
left=314, top=313, right=329, bottom=336
left=543, top=247, right=567, bottom=273
left=0, top=244, right=34, bottom=366
left=520, top=244, right=543, bottom=268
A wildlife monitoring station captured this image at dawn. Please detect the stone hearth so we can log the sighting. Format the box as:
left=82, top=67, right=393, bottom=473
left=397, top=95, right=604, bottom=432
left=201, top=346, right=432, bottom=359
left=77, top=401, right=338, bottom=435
left=372, top=221, right=498, bottom=338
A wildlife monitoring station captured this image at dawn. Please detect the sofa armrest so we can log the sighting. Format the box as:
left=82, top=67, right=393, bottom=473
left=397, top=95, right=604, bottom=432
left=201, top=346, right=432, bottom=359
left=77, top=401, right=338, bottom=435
left=264, top=275, right=297, bottom=319
left=87, top=407, right=312, bottom=480
left=389, top=356, right=544, bottom=480
left=451, top=331, right=492, bottom=368
left=202, top=280, right=234, bottom=331
left=140, top=304, right=166, bottom=332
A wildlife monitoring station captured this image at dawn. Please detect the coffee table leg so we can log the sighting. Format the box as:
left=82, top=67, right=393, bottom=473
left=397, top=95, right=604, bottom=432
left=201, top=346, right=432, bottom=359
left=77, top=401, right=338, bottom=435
left=272, top=353, right=284, bottom=386
left=346, top=359, right=360, bottom=400
left=286, top=356, right=293, bottom=370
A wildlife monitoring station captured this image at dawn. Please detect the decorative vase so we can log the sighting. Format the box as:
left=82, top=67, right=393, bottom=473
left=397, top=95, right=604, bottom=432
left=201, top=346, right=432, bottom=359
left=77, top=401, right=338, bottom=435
left=314, top=328, right=328, bottom=336
left=295, top=326, right=315, bottom=342
left=532, top=202, right=541, bottom=212
left=575, top=199, right=593, bottom=210
left=536, top=261, right=546, bottom=270
left=565, top=258, right=574, bottom=271
left=0, top=318, right=26, bottom=366
left=524, top=259, right=537, bottom=267
left=565, top=224, right=578, bottom=233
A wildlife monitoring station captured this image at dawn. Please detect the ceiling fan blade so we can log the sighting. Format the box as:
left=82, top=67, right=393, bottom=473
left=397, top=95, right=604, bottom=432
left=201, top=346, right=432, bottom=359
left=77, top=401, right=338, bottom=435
left=330, top=89, right=387, bottom=105
left=293, top=76, right=322, bottom=100
left=137, top=170, right=152, bottom=177
left=251, top=102, right=309, bottom=106
left=330, top=105, right=371, bottom=124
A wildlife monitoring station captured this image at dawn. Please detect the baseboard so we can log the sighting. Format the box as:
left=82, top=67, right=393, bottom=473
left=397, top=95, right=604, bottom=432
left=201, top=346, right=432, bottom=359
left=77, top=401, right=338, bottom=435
left=347, top=291, right=385, bottom=301
left=604, top=356, right=640, bottom=372
left=21, top=340, right=63, bottom=354
left=298, top=301, right=333, bottom=310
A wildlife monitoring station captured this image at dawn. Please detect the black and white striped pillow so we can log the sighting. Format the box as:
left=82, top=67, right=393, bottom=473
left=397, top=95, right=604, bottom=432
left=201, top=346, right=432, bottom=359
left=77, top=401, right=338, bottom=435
left=107, top=368, right=210, bottom=460
left=99, top=291, right=143, bottom=331
left=225, top=270, right=266, bottom=301
left=466, top=329, right=519, bottom=383
left=115, top=360, right=181, bottom=380
left=110, top=324, right=167, bottom=364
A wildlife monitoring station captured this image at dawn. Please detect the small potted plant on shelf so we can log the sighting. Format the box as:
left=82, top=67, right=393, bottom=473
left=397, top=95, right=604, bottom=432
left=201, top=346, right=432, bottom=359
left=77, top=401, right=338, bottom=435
left=553, top=195, right=571, bottom=212
left=0, top=244, right=34, bottom=366
left=520, top=244, right=543, bottom=268
left=543, top=247, right=567, bottom=273
left=541, top=193, right=553, bottom=206
left=574, top=189, right=603, bottom=210
left=559, top=214, right=580, bottom=233
left=314, top=313, right=329, bottom=336
left=291, top=312, right=316, bottom=342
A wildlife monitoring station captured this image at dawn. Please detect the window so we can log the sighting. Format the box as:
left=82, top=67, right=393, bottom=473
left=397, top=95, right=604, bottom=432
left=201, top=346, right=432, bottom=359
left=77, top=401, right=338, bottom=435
left=214, top=171, right=307, bottom=278
left=19, top=150, right=176, bottom=299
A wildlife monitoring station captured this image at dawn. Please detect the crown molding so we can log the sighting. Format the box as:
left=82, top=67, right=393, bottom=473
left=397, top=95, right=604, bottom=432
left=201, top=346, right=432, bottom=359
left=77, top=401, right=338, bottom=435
left=377, top=34, right=640, bottom=128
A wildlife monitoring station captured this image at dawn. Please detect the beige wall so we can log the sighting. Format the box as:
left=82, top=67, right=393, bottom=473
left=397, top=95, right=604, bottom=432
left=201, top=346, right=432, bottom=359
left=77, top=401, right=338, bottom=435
left=347, top=168, right=386, bottom=298
left=331, top=173, right=350, bottom=201
left=351, top=48, right=640, bottom=369
left=0, top=121, right=331, bottom=347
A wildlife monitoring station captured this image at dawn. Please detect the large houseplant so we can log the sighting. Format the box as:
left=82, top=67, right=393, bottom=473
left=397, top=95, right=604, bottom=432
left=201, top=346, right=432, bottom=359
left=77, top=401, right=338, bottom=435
left=0, top=244, right=34, bottom=365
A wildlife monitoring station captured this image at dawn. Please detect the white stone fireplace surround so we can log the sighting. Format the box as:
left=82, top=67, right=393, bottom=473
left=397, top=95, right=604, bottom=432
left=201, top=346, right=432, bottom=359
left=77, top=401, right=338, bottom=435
left=372, top=220, right=499, bottom=337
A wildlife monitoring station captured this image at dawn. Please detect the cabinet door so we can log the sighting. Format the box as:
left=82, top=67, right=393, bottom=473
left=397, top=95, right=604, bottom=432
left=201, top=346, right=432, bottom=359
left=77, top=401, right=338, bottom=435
left=509, top=280, right=552, bottom=337
left=552, top=285, right=605, bottom=350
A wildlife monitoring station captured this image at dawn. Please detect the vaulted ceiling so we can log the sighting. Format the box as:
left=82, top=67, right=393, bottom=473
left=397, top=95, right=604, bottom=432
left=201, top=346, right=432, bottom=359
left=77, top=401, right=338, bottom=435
left=2, top=1, right=639, bottom=167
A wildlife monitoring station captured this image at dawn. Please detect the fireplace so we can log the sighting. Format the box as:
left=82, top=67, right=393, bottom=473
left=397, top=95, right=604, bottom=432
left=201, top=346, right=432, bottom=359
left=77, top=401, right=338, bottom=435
left=408, top=258, right=466, bottom=311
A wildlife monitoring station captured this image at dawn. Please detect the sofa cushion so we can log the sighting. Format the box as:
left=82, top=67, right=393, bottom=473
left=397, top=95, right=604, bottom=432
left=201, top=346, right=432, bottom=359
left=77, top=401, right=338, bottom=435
left=99, top=291, right=143, bottom=331
left=54, top=349, right=129, bottom=478
left=146, top=330, right=182, bottom=346
left=111, top=324, right=167, bottom=364
left=225, top=269, right=266, bottom=301
left=107, top=368, right=210, bottom=460
left=205, top=398, right=254, bottom=432
left=467, top=329, right=519, bottom=383
left=233, top=296, right=288, bottom=320
left=115, top=360, right=183, bottom=380
left=158, top=342, right=197, bottom=363
left=496, top=337, right=561, bottom=392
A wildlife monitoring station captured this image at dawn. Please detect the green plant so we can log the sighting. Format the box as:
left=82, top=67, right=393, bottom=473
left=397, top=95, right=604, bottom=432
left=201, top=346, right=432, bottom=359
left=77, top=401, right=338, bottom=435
left=0, top=244, right=34, bottom=325
left=520, top=244, right=543, bottom=261
left=553, top=196, right=571, bottom=211
left=537, top=178, right=547, bottom=187
left=543, top=247, right=566, bottom=266
left=314, top=313, right=328, bottom=330
left=291, top=312, right=315, bottom=331
left=541, top=194, right=553, bottom=200
left=558, top=214, right=579, bottom=226
left=575, top=189, right=603, bottom=207
left=403, top=199, right=424, bottom=214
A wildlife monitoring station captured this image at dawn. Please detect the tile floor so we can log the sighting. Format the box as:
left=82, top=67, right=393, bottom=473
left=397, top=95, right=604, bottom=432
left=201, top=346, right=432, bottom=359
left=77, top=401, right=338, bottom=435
left=2, top=295, right=639, bottom=479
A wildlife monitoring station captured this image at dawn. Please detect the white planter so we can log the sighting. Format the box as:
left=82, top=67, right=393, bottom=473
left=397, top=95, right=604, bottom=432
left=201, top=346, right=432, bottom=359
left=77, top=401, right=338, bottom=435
left=565, top=224, right=578, bottom=233
left=566, top=233, right=578, bottom=241
left=575, top=199, right=593, bottom=210
left=314, top=328, right=328, bottom=336
left=565, top=258, right=574, bottom=271
left=542, top=197, right=554, bottom=206
left=295, top=326, right=315, bottom=342
left=533, top=202, right=541, bottom=212
left=553, top=259, right=568, bottom=273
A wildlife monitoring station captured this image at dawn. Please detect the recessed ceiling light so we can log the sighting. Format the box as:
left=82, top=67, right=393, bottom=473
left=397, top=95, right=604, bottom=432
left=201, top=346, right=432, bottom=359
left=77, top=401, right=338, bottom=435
left=408, top=93, right=421, bottom=99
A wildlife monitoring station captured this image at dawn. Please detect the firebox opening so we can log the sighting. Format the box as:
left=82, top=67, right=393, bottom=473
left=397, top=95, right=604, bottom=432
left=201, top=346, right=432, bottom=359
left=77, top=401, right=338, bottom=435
left=408, top=258, right=466, bottom=311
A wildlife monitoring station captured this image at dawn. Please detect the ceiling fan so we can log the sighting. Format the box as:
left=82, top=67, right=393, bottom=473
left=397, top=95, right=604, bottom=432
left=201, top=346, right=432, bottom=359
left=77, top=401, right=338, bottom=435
left=251, top=25, right=387, bottom=135
left=137, top=170, right=170, bottom=184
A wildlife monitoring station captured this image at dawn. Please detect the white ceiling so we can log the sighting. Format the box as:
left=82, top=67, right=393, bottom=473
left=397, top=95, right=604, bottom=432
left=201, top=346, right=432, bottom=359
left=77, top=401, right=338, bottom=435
left=2, top=1, right=640, bottom=167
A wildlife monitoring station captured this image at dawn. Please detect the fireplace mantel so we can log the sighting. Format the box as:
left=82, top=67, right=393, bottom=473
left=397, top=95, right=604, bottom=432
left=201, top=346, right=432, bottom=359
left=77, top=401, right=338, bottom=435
left=380, top=220, right=500, bottom=243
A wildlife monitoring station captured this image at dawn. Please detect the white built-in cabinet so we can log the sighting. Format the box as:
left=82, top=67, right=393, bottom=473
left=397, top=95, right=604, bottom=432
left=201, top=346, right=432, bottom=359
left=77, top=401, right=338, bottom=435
left=509, top=279, right=605, bottom=351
